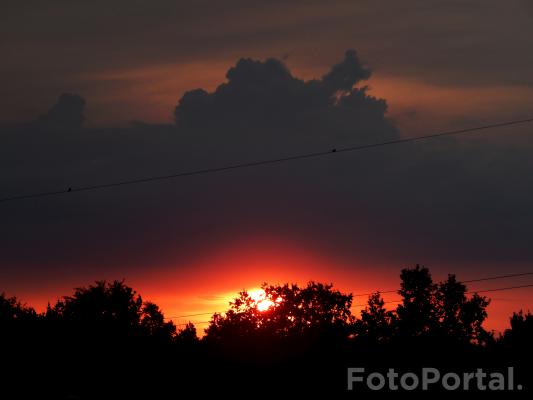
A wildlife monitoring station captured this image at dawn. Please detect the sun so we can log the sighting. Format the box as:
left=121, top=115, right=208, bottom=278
left=248, top=288, right=276, bottom=312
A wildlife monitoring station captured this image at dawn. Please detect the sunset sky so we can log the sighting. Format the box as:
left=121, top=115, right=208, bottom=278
left=1, top=0, right=533, bottom=333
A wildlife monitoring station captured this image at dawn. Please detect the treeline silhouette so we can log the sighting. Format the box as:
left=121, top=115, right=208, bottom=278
left=1, top=265, right=532, bottom=398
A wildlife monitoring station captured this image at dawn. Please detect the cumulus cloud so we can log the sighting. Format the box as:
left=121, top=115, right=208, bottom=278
left=175, top=50, right=395, bottom=151
left=35, top=93, right=86, bottom=130
left=2, top=0, right=533, bottom=127
left=1, top=49, right=533, bottom=289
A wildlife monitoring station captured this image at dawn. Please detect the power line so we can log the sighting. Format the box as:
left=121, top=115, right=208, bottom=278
left=171, top=312, right=214, bottom=318
left=2, top=117, right=533, bottom=204
left=353, top=300, right=401, bottom=308
left=467, top=283, right=533, bottom=294
left=337, top=284, right=533, bottom=308
left=463, top=272, right=533, bottom=284
left=169, top=276, right=533, bottom=320
left=353, top=271, right=533, bottom=297
left=354, top=289, right=397, bottom=297
left=176, top=321, right=211, bottom=326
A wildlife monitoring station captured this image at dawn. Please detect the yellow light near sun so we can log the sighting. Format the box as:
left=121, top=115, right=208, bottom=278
left=248, top=288, right=275, bottom=312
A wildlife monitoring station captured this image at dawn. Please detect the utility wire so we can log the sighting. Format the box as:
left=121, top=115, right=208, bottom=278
left=171, top=312, right=215, bottom=318
left=353, top=271, right=533, bottom=297
left=2, top=117, right=533, bottom=204
left=354, top=289, right=397, bottom=297
left=467, top=283, right=533, bottom=294
left=171, top=284, right=533, bottom=324
left=169, top=275, right=533, bottom=319
left=353, top=284, right=533, bottom=308
left=463, top=272, right=533, bottom=284
left=353, top=300, right=402, bottom=308
left=175, top=321, right=211, bottom=326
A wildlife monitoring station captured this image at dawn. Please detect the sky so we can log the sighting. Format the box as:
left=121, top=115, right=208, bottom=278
left=1, top=0, right=533, bottom=332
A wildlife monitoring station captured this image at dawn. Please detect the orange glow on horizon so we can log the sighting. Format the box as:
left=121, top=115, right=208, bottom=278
left=10, top=236, right=533, bottom=335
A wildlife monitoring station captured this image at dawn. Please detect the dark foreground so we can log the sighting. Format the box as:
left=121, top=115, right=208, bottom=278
left=1, top=265, right=532, bottom=398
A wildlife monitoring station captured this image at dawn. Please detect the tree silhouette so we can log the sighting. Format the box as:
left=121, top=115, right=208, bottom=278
left=2, top=267, right=531, bottom=396
left=355, top=292, right=396, bottom=345
left=176, top=322, right=199, bottom=345
left=396, top=264, right=437, bottom=338
left=394, top=266, right=491, bottom=345
left=435, top=274, right=490, bottom=344
left=141, top=301, right=176, bottom=340
left=0, top=293, right=36, bottom=323
left=205, top=282, right=353, bottom=341
left=49, top=280, right=143, bottom=337
left=502, top=310, right=533, bottom=351
left=46, top=280, right=177, bottom=347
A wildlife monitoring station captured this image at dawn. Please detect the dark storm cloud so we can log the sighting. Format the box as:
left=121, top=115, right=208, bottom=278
left=1, top=50, right=393, bottom=269
left=1, top=0, right=533, bottom=124
left=35, top=93, right=86, bottom=129
left=174, top=50, right=391, bottom=146
left=1, top=50, right=533, bottom=289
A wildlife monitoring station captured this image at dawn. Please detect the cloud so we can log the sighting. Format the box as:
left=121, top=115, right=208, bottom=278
left=35, top=93, right=86, bottom=130
left=2, top=0, right=533, bottom=126
left=1, top=49, right=533, bottom=295
left=174, top=50, right=395, bottom=151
